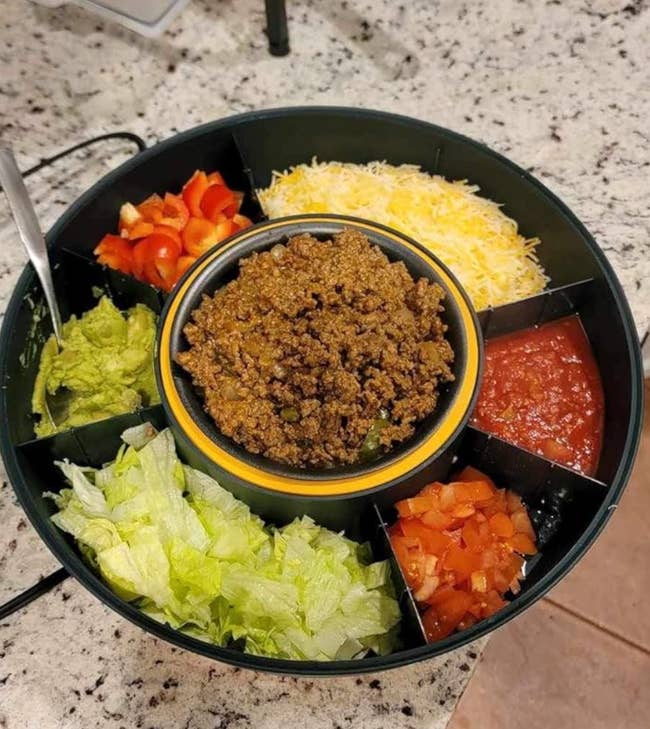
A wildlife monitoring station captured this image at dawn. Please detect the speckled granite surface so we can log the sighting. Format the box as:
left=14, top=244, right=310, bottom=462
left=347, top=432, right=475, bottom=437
left=0, top=0, right=648, bottom=727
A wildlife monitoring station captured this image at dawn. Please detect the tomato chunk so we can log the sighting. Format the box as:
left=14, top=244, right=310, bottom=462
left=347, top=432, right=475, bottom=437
left=488, top=512, right=515, bottom=538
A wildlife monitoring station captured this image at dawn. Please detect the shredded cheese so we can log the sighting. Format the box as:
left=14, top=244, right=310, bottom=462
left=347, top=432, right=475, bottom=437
left=258, top=161, right=548, bottom=310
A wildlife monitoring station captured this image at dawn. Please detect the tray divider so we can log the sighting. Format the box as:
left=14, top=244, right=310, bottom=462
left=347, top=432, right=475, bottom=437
left=462, top=426, right=607, bottom=552
left=370, top=504, right=428, bottom=649
left=55, top=247, right=165, bottom=313
left=231, top=132, right=267, bottom=222
left=477, top=278, right=595, bottom=339
left=16, top=404, right=168, bottom=464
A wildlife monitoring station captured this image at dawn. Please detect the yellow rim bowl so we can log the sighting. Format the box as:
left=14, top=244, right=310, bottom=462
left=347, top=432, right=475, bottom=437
left=157, top=215, right=482, bottom=498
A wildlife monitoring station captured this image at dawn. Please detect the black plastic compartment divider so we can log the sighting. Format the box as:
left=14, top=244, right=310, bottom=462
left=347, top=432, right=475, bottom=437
left=15, top=404, right=167, bottom=473
left=477, top=279, right=595, bottom=339
left=232, top=134, right=267, bottom=222
left=461, top=427, right=607, bottom=587
left=371, top=505, right=428, bottom=649
left=57, top=247, right=164, bottom=314
left=231, top=116, right=446, bottom=191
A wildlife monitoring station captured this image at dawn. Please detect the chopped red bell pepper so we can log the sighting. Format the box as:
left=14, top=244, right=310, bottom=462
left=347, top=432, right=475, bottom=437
left=182, top=171, right=209, bottom=218
left=200, top=184, right=236, bottom=223
left=133, top=233, right=179, bottom=283
left=160, top=193, right=189, bottom=231
left=94, top=234, right=134, bottom=275
left=182, top=217, right=221, bottom=258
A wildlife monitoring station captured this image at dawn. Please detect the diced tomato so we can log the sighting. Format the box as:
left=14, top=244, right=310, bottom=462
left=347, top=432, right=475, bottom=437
left=482, top=489, right=509, bottom=517
left=414, top=575, right=440, bottom=602
left=390, top=472, right=537, bottom=643
left=430, top=590, right=474, bottom=640
left=506, top=491, right=524, bottom=514
left=400, top=518, right=452, bottom=555
left=461, top=518, right=486, bottom=550
left=200, top=184, right=236, bottom=222
left=488, top=512, right=515, bottom=538
left=452, top=480, right=495, bottom=503
left=508, top=532, right=537, bottom=555
left=421, top=509, right=455, bottom=530
left=438, top=483, right=456, bottom=511
left=451, top=503, right=476, bottom=519
left=483, top=589, right=508, bottom=617
left=160, top=193, right=189, bottom=231
left=396, top=495, right=438, bottom=518
left=427, top=584, right=457, bottom=606
left=182, top=171, right=209, bottom=218
left=456, top=466, right=497, bottom=492
left=420, top=482, right=443, bottom=497
left=470, top=570, right=488, bottom=593
left=94, top=234, right=133, bottom=275
left=421, top=607, right=449, bottom=642
left=511, top=509, right=536, bottom=539
left=390, top=535, right=425, bottom=589
left=442, top=543, right=480, bottom=579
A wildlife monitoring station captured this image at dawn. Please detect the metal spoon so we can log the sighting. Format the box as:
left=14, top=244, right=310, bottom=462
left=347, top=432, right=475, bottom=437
left=0, top=144, right=71, bottom=427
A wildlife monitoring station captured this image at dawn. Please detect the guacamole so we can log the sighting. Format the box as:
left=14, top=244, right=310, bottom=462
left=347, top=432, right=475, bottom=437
left=32, top=296, right=159, bottom=437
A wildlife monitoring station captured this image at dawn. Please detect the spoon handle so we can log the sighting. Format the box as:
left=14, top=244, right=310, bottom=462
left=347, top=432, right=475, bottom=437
left=0, top=145, right=63, bottom=344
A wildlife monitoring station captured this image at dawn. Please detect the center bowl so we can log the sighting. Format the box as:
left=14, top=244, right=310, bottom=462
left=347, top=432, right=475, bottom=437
left=157, top=214, right=482, bottom=533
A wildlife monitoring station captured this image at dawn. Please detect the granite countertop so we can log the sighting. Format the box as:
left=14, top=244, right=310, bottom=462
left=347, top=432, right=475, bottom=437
left=0, top=0, right=648, bottom=727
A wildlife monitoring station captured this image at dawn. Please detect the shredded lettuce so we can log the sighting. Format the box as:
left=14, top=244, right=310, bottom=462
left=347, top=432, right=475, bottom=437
left=48, top=424, right=401, bottom=660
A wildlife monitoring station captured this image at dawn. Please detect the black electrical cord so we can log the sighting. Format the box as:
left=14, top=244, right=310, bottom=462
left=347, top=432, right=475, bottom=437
left=0, top=131, right=146, bottom=621
left=0, top=568, right=69, bottom=621
left=21, top=131, right=147, bottom=179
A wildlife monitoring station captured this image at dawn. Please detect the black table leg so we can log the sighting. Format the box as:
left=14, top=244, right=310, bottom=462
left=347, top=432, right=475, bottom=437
left=265, top=0, right=290, bottom=56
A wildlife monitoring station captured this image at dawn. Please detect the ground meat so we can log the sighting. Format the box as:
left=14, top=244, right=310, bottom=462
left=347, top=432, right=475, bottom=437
left=177, top=229, right=455, bottom=468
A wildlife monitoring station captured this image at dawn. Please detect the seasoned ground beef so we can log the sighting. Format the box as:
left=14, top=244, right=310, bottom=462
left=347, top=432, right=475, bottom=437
left=177, top=229, right=455, bottom=468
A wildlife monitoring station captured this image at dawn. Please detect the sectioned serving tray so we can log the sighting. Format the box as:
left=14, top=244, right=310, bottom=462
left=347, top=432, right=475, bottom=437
left=0, top=107, right=644, bottom=675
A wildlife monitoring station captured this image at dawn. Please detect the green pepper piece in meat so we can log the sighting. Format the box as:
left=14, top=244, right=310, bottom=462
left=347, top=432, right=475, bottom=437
left=359, top=410, right=391, bottom=462
left=280, top=406, right=300, bottom=423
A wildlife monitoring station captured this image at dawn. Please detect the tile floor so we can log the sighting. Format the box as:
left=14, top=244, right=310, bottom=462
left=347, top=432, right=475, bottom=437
left=449, top=380, right=650, bottom=729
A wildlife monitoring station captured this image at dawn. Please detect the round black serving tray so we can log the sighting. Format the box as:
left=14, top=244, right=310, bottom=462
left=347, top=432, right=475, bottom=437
left=0, top=108, right=644, bottom=675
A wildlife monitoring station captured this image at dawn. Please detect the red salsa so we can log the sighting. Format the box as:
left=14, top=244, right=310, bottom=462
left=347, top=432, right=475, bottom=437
left=472, top=316, right=604, bottom=476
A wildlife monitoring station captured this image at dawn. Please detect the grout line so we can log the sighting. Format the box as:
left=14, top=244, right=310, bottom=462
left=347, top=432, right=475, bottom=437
left=543, top=597, right=650, bottom=657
